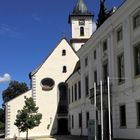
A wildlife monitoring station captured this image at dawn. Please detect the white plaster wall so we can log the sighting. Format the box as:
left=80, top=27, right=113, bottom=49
left=71, top=16, right=93, bottom=39
left=27, top=39, right=79, bottom=137
left=67, top=71, right=95, bottom=136
left=5, top=90, right=32, bottom=139
left=6, top=39, right=79, bottom=139
left=77, top=0, right=140, bottom=139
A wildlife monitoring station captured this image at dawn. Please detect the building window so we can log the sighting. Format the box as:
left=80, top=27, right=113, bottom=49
left=134, top=45, right=140, bottom=76
left=85, top=57, right=88, bottom=66
left=78, top=81, right=81, bottom=99
left=137, top=102, right=140, bottom=126
left=117, top=27, right=123, bottom=42
left=62, top=49, right=66, bottom=56
left=118, top=54, right=125, bottom=83
left=86, top=112, right=89, bottom=128
left=72, top=115, right=74, bottom=129
left=103, top=40, right=107, bottom=52
left=94, top=50, right=96, bottom=60
left=79, top=19, right=85, bottom=25
left=133, top=12, right=140, bottom=29
left=94, top=70, right=97, bottom=84
left=103, top=62, right=108, bottom=83
left=63, top=66, right=67, bottom=73
left=68, top=88, right=70, bottom=104
left=72, top=86, right=74, bottom=103
left=80, top=27, right=84, bottom=36
left=85, top=75, right=89, bottom=96
left=74, top=83, right=77, bottom=101
left=79, top=113, right=82, bottom=128
left=120, top=105, right=126, bottom=127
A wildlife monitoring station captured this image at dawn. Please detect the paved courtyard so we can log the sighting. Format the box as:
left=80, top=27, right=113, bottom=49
left=35, top=135, right=87, bottom=140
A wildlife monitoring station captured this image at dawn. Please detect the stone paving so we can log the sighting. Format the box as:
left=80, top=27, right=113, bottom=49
left=35, top=135, right=88, bottom=140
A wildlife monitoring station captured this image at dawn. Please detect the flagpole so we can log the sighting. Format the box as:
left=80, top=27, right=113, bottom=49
left=94, top=83, right=97, bottom=140
left=108, top=77, right=112, bottom=140
left=100, top=80, right=103, bottom=140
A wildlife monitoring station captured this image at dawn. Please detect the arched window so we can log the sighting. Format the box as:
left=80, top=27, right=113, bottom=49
left=63, top=66, right=67, bottom=73
left=62, top=49, right=66, bottom=56
left=80, top=27, right=84, bottom=36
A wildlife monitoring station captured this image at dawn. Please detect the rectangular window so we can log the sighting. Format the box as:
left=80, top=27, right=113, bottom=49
left=103, top=40, right=107, bottom=52
left=103, top=62, right=108, bottom=83
left=133, top=12, right=140, bottom=29
left=72, top=115, right=74, bottom=129
left=74, top=83, right=77, bottom=101
left=62, top=49, right=66, bottom=56
left=85, top=57, right=88, bottom=66
left=78, top=81, right=81, bottom=99
left=94, top=70, right=97, bottom=84
left=86, top=112, right=89, bottom=128
left=134, top=45, right=140, bottom=76
left=137, top=102, right=140, bottom=126
left=117, top=27, right=123, bottom=42
left=68, top=88, right=70, bottom=104
left=118, top=54, right=125, bottom=83
left=72, top=86, right=74, bottom=103
left=85, top=75, right=89, bottom=96
left=79, top=113, right=82, bottom=128
left=94, top=50, right=96, bottom=60
left=120, top=105, right=126, bottom=127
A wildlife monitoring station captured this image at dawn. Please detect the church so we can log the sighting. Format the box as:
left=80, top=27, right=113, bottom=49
left=5, top=0, right=94, bottom=138
left=5, top=0, right=140, bottom=140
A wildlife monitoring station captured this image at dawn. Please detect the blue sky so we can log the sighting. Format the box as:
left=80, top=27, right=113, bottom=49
left=0, top=0, right=124, bottom=107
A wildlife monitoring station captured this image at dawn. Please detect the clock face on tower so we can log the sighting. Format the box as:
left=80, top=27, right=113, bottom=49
left=79, top=19, right=85, bottom=25
left=41, top=77, right=55, bottom=91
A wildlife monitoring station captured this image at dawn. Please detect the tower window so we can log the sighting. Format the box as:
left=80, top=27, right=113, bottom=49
left=63, top=66, right=67, bottom=73
left=62, top=49, right=66, bottom=56
left=79, top=19, right=85, bottom=25
left=80, top=27, right=84, bottom=36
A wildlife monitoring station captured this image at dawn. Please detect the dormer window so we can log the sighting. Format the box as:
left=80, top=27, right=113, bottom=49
left=62, top=49, right=66, bottom=56
left=63, top=66, right=67, bottom=73
left=80, top=27, right=84, bottom=36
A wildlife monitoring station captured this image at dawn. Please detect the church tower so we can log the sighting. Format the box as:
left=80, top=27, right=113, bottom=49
left=69, top=0, right=94, bottom=51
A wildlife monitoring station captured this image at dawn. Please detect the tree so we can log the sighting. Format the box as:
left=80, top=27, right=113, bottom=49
left=14, top=97, right=42, bottom=140
left=0, top=108, right=5, bottom=132
left=96, top=0, right=110, bottom=28
left=2, top=80, right=29, bottom=103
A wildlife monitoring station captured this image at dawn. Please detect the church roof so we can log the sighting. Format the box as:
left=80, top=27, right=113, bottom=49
left=71, top=0, right=92, bottom=15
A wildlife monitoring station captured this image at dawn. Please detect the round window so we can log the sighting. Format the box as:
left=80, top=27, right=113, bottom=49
left=41, top=78, right=55, bottom=91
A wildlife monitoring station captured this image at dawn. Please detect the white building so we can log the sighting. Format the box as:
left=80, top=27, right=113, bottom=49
left=67, top=0, right=140, bottom=139
left=5, top=0, right=94, bottom=139
left=5, top=38, right=79, bottom=138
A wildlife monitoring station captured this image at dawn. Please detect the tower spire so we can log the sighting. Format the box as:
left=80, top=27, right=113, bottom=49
left=72, top=0, right=92, bottom=15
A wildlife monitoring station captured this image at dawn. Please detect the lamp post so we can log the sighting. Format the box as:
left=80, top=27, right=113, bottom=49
left=100, top=81, right=103, bottom=140
left=107, top=77, right=111, bottom=140
left=94, top=83, right=97, bottom=140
